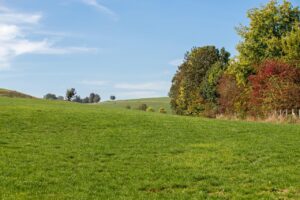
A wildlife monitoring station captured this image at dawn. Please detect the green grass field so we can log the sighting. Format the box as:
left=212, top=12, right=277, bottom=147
left=1, top=97, right=300, bottom=199
left=100, top=97, right=172, bottom=114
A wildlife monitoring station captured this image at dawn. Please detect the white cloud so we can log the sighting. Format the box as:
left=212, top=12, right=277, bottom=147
left=80, top=80, right=108, bottom=86
left=0, top=4, right=97, bottom=70
left=114, top=81, right=170, bottom=91
left=169, top=58, right=184, bottom=67
left=0, top=24, right=20, bottom=41
left=0, top=13, right=42, bottom=24
left=81, top=0, right=118, bottom=20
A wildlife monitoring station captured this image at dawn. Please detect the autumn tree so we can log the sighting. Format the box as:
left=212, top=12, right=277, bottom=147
left=231, top=0, right=300, bottom=84
left=169, top=46, right=230, bottom=115
left=237, top=0, right=300, bottom=64
left=249, top=60, right=300, bottom=116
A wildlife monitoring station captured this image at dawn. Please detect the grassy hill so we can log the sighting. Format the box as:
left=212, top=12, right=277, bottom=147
left=101, top=97, right=172, bottom=113
left=0, top=97, right=300, bottom=199
left=0, top=88, right=35, bottom=99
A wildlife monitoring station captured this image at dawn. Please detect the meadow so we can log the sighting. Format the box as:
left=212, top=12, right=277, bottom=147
left=0, top=97, right=300, bottom=199
left=100, top=97, right=171, bottom=114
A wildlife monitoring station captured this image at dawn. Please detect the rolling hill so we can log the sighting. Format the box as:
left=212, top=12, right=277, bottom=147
left=0, top=88, right=35, bottom=99
left=100, top=97, right=172, bottom=113
left=0, top=97, right=299, bottom=199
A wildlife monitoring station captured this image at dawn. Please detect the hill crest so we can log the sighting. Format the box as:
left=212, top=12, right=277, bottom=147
left=0, top=88, right=35, bottom=99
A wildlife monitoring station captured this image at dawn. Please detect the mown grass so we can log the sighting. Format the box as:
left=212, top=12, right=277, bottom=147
left=100, top=97, right=172, bottom=114
left=0, top=97, right=300, bottom=199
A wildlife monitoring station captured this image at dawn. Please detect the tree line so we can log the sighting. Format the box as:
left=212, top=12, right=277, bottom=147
left=169, top=0, right=300, bottom=119
left=44, top=88, right=116, bottom=104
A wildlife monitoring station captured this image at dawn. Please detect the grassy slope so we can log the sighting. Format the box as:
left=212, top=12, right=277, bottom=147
left=100, top=97, right=172, bottom=113
left=0, top=97, right=300, bottom=199
left=0, top=88, right=35, bottom=99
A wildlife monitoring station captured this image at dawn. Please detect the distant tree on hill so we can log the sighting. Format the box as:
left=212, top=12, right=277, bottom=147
left=110, top=95, right=116, bottom=101
left=82, top=97, right=90, bottom=103
left=93, top=94, right=101, bottom=103
left=89, top=93, right=96, bottom=103
left=66, top=88, right=76, bottom=101
left=87, top=93, right=101, bottom=103
left=72, top=95, right=82, bottom=103
left=43, top=93, right=57, bottom=100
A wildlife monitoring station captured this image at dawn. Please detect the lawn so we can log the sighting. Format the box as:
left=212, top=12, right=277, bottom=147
left=100, top=97, right=172, bottom=114
left=0, top=97, right=299, bottom=199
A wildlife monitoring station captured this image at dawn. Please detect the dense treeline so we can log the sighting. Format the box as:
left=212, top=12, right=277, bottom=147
left=170, top=0, right=300, bottom=119
left=44, top=88, right=111, bottom=104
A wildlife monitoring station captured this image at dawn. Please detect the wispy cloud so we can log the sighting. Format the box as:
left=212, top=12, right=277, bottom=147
left=114, top=81, right=170, bottom=91
left=169, top=58, right=184, bottom=67
left=0, top=12, right=42, bottom=24
left=0, top=4, right=97, bottom=70
left=81, top=0, right=118, bottom=20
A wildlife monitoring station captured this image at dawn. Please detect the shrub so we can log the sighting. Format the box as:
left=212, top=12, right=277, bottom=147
left=125, top=105, right=131, bottom=109
left=138, top=104, right=148, bottom=111
left=146, top=107, right=155, bottom=112
left=159, top=108, right=167, bottom=114
left=217, top=74, right=249, bottom=116
left=202, top=102, right=218, bottom=118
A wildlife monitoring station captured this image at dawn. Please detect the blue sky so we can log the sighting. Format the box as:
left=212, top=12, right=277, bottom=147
left=0, top=0, right=299, bottom=100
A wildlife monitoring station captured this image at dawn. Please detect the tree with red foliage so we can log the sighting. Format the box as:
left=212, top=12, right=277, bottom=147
left=217, top=74, right=249, bottom=116
left=249, top=60, right=300, bottom=116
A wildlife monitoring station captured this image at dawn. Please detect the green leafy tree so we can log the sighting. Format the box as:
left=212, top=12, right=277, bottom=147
left=110, top=95, right=116, bottom=101
left=82, top=97, right=90, bottom=103
left=93, top=94, right=101, bottom=103
left=72, top=95, right=82, bottom=103
left=66, top=88, right=76, bottom=101
left=282, top=24, right=300, bottom=63
left=89, top=93, right=95, bottom=103
left=200, top=58, right=230, bottom=103
left=236, top=0, right=300, bottom=68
